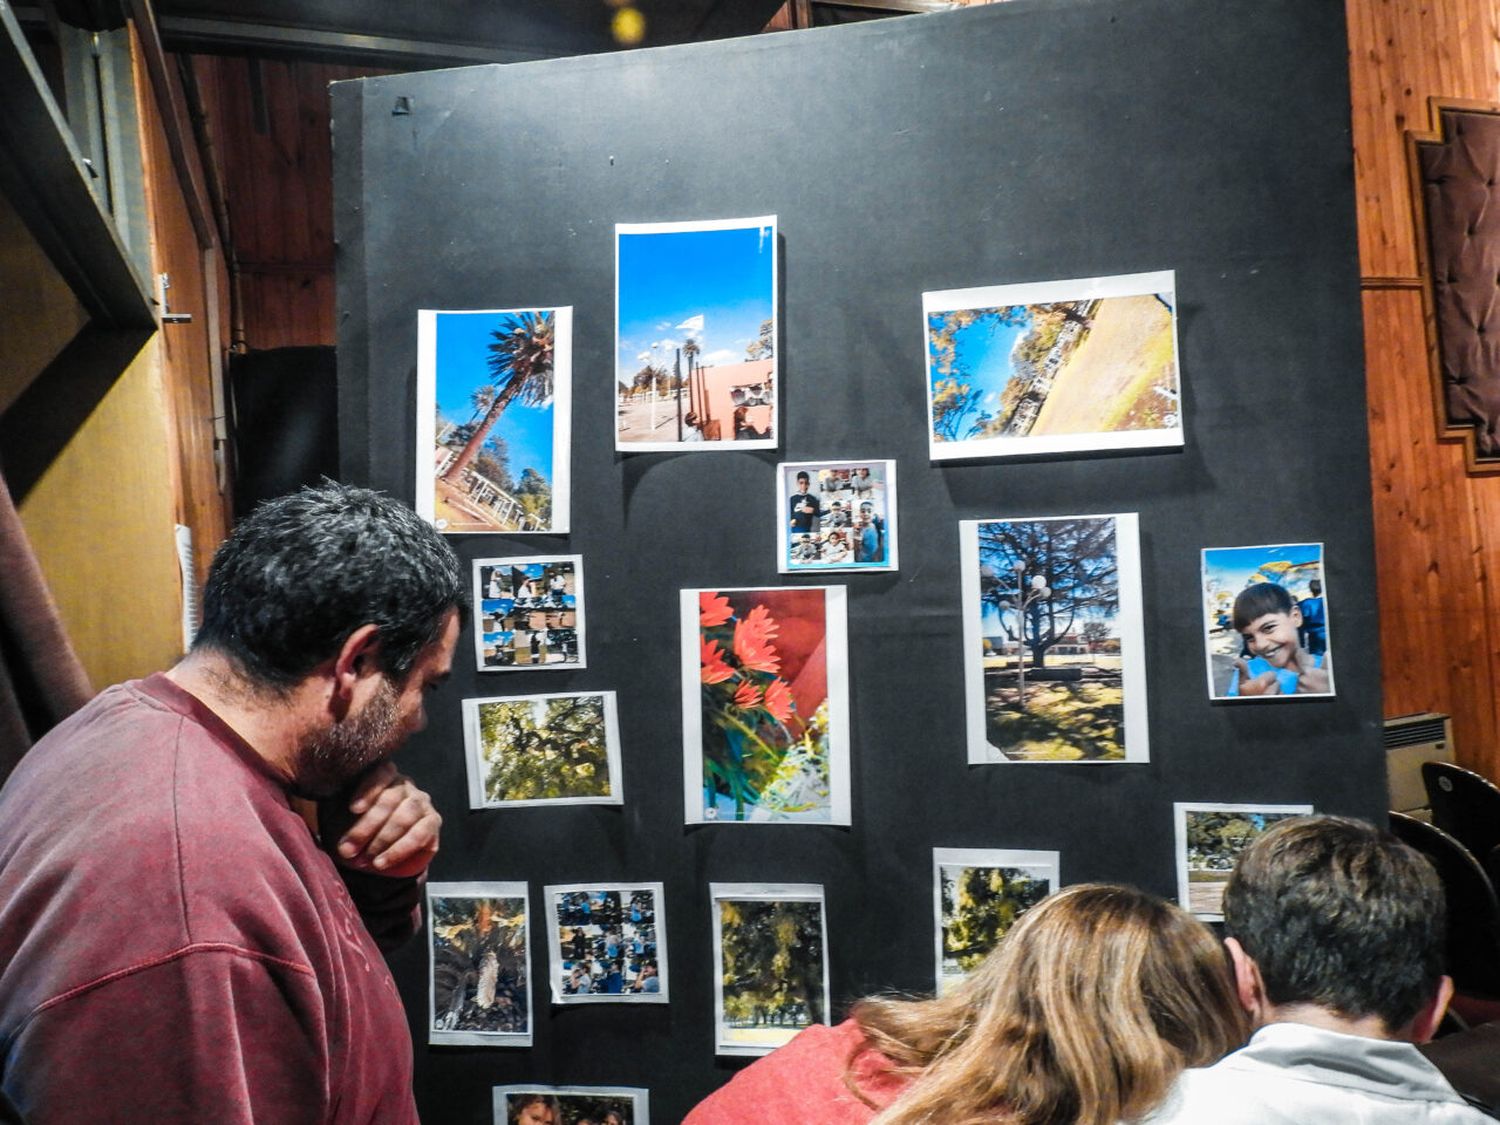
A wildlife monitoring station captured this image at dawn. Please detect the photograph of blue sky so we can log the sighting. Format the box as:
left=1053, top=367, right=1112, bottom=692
left=1202, top=543, right=1322, bottom=592
left=928, top=308, right=1032, bottom=408
left=434, top=310, right=554, bottom=483
left=616, top=219, right=775, bottom=385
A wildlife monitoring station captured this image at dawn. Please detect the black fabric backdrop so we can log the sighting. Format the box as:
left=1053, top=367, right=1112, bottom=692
left=332, top=1, right=1378, bottom=1119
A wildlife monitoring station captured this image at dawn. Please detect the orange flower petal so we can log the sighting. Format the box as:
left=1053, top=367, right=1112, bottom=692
left=700, top=638, right=735, bottom=684
left=699, top=592, right=734, bottom=627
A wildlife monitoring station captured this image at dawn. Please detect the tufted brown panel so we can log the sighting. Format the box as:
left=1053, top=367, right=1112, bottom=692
left=1416, top=106, right=1500, bottom=463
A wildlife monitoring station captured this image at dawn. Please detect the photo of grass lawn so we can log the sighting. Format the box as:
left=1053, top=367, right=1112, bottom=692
left=925, top=271, right=1180, bottom=460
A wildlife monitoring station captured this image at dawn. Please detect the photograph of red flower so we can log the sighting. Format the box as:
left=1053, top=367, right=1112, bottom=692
left=681, top=587, right=850, bottom=824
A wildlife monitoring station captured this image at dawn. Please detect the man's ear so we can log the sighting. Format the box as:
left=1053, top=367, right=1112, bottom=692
left=1407, top=975, right=1454, bottom=1044
left=330, top=623, right=383, bottom=711
left=1224, top=937, right=1267, bottom=1024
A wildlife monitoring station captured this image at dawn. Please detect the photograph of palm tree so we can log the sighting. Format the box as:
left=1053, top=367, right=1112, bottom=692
left=1173, top=804, right=1312, bottom=920
left=428, top=882, right=531, bottom=1047
left=616, top=217, right=776, bottom=449
left=462, top=691, right=622, bottom=809
left=416, top=306, right=571, bottom=533
left=1201, top=543, right=1333, bottom=700
left=711, top=883, right=828, bottom=1056
left=933, top=848, right=1057, bottom=994
left=924, top=271, right=1181, bottom=461
left=680, top=587, right=850, bottom=825
left=960, top=514, right=1148, bottom=763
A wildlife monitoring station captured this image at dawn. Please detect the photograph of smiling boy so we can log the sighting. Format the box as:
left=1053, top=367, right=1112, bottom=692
left=1200, top=543, right=1333, bottom=700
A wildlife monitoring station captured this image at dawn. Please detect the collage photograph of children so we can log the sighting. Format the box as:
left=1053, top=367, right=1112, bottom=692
left=1200, top=542, right=1332, bottom=699
left=549, top=887, right=664, bottom=1003
left=779, top=460, right=897, bottom=572
left=477, top=557, right=583, bottom=669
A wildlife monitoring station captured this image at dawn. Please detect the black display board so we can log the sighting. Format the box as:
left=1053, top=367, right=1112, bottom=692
left=333, top=2, right=1376, bottom=1119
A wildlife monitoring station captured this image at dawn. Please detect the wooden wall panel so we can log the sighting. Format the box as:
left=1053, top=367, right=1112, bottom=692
left=1348, top=0, right=1500, bottom=779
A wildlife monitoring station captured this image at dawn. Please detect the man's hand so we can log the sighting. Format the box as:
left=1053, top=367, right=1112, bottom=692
left=325, top=761, right=441, bottom=879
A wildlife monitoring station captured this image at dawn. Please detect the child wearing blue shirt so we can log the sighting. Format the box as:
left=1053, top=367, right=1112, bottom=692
left=1228, top=582, right=1333, bottom=696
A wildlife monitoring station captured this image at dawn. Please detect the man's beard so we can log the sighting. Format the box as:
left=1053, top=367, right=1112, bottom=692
left=293, top=677, right=401, bottom=798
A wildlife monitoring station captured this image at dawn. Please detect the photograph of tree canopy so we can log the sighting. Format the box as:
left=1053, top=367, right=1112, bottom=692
left=1173, top=804, right=1312, bottom=920
left=711, top=884, right=828, bottom=1057
left=428, top=882, right=532, bottom=1047
left=416, top=306, right=572, bottom=534
left=462, top=692, right=621, bottom=808
left=961, top=514, right=1147, bottom=763
left=924, top=271, right=1180, bottom=461
left=933, top=848, right=1058, bottom=993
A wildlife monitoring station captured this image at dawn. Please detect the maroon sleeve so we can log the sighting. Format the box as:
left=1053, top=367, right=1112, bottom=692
left=4, top=946, right=330, bottom=1124
left=336, top=867, right=424, bottom=953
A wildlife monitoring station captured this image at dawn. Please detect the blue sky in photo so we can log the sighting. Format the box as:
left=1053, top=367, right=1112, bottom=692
left=434, top=310, right=554, bottom=482
left=928, top=307, right=1033, bottom=413
left=616, top=223, right=774, bottom=383
left=1203, top=543, right=1322, bottom=592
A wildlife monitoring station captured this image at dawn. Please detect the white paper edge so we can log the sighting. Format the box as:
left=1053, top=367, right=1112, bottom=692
left=962, top=513, right=1147, bottom=764
left=710, top=883, right=828, bottom=1057
left=542, top=881, right=670, bottom=1006
left=921, top=270, right=1183, bottom=461
left=427, top=880, right=532, bottom=1047
left=1172, top=802, right=1315, bottom=921
left=682, top=587, right=850, bottom=824
left=775, top=460, right=900, bottom=574
left=615, top=216, right=779, bottom=453
left=491, top=1088, right=650, bottom=1125
left=415, top=306, right=572, bottom=534
left=1199, top=541, right=1333, bottom=702
left=470, top=554, right=587, bottom=672
left=931, top=847, right=1060, bottom=991
left=463, top=691, right=623, bottom=809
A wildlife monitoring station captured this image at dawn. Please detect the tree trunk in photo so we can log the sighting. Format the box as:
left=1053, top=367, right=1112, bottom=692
left=441, top=381, right=522, bottom=484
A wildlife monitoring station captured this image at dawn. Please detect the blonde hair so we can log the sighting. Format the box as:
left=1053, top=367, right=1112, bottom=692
left=849, top=884, right=1248, bottom=1125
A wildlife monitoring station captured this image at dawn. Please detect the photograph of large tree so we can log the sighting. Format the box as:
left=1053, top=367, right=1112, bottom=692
left=933, top=849, right=1057, bottom=993
left=428, top=883, right=531, bottom=1047
left=961, top=514, right=1147, bottom=763
left=463, top=692, right=621, bottom=808
left=924, top=271, right=1180, bottom=460
left=1174, top=804, right=1312, bottom=920
left=416, top=307, right=571, bottom=533
left=711, top=885, right=828, bottom=1056
left=616, top=217, right=777, bottom=450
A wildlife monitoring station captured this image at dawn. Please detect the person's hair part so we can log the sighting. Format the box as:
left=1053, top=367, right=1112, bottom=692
left=1223, top=815, right=1445, bottom=1032
left=194, top=482, right=469, bottom=693
left=1231, top=582, right=1294, bottom=631
left=849, top=884, right=1247, bottom=1125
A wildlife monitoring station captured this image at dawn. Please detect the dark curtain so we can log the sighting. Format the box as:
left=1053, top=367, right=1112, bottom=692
left=0, top=465, right=92, bottom=784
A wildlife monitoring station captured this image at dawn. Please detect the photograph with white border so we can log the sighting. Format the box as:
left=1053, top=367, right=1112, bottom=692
left=682, top=586, right=851, bottom=824
left=463, top=692, right=623, bottom=809
left=543, top=882, right=668, bottom=1005
left=616, top=216, right=777, bottom=451
left=710, top=883, right=828, bottom=1057
left=933, top=848, right=1059, bottom=994
left=416, top=307, right=571, bottom=533
left=924, top=271, right=1181, bottom=461
left=1174, top=803, right=1314, bottom=921
left=473, top=555, right=585, bottom=671
left=1201, top=542, right=1333, bottom=701
left=428, top=881, right=532, bottom=1047
left=777, top=459, right=898, bottom=574
left=493, top=1085, right=649, bottom=1125
left=960, top=514, right=1147, bottom=763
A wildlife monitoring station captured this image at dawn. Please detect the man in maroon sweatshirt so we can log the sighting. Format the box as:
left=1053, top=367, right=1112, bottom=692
left=0, top=483, right=468, bottom=1123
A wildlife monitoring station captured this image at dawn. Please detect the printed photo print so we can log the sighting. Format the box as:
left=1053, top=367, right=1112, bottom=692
left=681, top=587, right=851, bottom=825
left=924, top=271, right=1182, bottom=461
left=416, top=307, right=571, bottom=533
left=463, top=692, right=623, bottom=809
left=473, top=556, right=585, bottom=671
left=494, top=1086, right=649, bottom=1125
left=544, top=883, right=667, bottom=1005
left=1174, top=804, right=1313, bottom=921
left=428, top=882, right=532, bottom=1047
left=1201, top=543, right=1333, bottom=700
left=711, top=884, right=829, bottom=1057
left=777, top=460, right=899, bottom=573
left=933, top=848, right=1058, bottom=994
left=960, top=514, right=1148, bottom=763
left=616, top=217, right=777, bottom=450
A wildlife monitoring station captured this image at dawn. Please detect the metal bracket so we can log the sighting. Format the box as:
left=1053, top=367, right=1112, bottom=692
left=157, top=271, right=192, bottom=324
